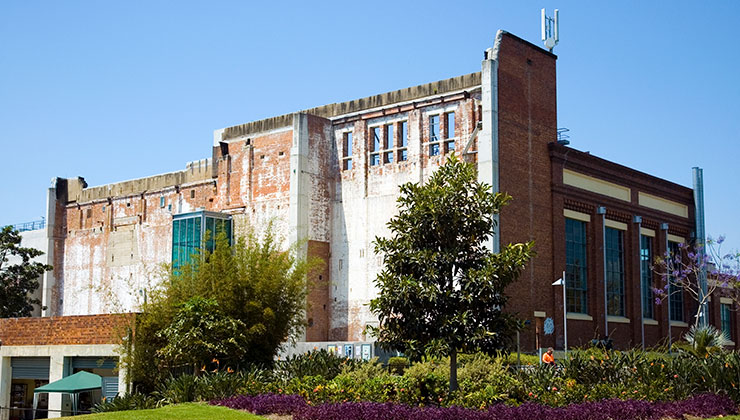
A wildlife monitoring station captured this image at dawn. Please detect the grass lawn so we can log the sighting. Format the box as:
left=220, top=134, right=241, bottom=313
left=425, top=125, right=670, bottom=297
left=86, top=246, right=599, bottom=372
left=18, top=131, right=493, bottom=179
left=76, top=402, right=267, bottom=420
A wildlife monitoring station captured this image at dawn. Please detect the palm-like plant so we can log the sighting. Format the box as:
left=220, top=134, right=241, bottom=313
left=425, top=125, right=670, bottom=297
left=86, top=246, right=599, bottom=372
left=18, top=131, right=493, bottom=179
left=680, top=325, right=731, bottom=357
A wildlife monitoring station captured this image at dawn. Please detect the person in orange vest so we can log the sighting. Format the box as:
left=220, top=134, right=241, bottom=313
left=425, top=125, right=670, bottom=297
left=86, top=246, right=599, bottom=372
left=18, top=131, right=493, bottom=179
left=542, top=347, right=556, bottom=366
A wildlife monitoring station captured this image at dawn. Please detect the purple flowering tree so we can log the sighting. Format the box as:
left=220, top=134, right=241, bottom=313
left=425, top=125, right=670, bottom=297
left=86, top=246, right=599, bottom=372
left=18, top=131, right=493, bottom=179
left=652, top=235, right=740, bottom=330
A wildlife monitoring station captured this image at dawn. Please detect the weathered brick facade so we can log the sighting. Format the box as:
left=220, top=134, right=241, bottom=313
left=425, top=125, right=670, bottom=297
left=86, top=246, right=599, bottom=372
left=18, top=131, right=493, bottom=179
left=6, top=30, right=729, bottom=353
left=0, top=314, right=131, bottom=346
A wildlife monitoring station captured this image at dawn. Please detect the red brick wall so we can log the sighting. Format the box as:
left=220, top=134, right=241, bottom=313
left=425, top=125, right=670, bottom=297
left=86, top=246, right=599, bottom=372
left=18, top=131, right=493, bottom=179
left=496, top=33, right=558, bottom=352
left=0, top=313, right=133, bottom=346
left=306, top=240, right=330, bottom=341
left=549, top=144, right=695, bottom=350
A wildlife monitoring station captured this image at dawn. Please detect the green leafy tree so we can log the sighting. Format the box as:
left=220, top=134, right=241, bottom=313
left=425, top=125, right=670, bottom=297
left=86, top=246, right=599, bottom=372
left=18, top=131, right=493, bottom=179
left=157, top=297, right=249, bottom=375
left=0, top=226, right=52, bottom=317
left=369, top=154, right=533, bottom=391
left=125, top=225, right=315, bottom=390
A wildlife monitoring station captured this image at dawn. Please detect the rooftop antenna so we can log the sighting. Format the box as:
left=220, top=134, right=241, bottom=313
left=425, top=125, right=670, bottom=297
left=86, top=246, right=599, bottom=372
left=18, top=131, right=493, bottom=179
left=556, top=128, right=570, bottom=145
left=541, top=8, right=560, bottom=52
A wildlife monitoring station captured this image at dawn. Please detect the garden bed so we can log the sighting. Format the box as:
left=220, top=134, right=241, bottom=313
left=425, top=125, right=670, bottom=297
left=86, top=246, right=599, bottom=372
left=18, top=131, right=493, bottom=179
left=211, top=393, right=737, bottom=420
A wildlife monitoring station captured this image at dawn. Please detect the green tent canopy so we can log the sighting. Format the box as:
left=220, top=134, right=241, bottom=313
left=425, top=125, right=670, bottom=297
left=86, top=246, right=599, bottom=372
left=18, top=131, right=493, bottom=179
left=34, top=371, right=102, bottom=393
left=33, top=371, right=103, bottom=417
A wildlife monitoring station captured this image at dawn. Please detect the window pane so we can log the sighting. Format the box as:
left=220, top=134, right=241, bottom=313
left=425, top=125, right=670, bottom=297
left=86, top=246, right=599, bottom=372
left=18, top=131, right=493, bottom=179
left=386, top=125, right=394, bottom=149
left=446, top=112, right=455, bottom=138
left=429, top=143, right=440, bottom=156
left=640, top=235, right=653, bottom=319
left=372, top=127, right=381, bottom=152
left=344, top=159, right=353, bottom=170
left=565, top=218, right=588, bottom=314
left=399, top=149, right=408, bottom=162
left=445, top=140, right=455, bottom=153
left=430, top=115, right=439, bottom=142
left=206, top=217, right=215, bottom=252
left=669, top=241, right=684, bottom=321
left=722, top=304, right=732, bottom=339
left=345, top=132, right=352, bottom=157
left=400, top=121, right=408, bottom=147
left=172, top=219, right=181, bottom=267
left=385, top=151, right=393, bottom=164
left=370, top=153, right=380, bottom=166
left=605, top=227, right=625, bottom=317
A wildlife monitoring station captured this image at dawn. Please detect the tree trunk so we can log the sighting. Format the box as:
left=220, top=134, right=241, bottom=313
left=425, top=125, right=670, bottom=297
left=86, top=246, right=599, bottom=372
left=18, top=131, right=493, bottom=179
left=449, top=349, right=458, bottom=392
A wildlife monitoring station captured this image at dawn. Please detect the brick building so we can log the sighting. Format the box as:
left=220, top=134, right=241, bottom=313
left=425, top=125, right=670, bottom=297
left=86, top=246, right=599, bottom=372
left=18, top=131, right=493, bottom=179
left=1, top=29, right=733, bottom=417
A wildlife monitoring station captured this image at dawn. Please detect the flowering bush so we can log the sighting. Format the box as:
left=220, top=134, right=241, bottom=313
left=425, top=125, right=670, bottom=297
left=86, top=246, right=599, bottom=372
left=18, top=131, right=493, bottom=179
left=211, top=393, right=307, bottom=415
left=288, top=394, right=735, bottom=420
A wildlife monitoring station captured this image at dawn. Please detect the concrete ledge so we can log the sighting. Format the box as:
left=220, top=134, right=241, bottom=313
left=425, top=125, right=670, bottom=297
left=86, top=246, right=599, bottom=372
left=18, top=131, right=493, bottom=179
left=222, top=73, right=482, bottom=141
left=607, top=316, right=631, bottom=324
left=670, top=321, right=689, bottom=328
left=567, top=313, right=593, bottom=321
left=643, top=319, right=659, bottom=326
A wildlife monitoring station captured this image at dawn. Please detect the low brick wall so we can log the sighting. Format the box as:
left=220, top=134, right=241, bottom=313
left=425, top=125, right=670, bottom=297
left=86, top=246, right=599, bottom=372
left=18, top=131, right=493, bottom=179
left=0, top=313, right=135, bottom=346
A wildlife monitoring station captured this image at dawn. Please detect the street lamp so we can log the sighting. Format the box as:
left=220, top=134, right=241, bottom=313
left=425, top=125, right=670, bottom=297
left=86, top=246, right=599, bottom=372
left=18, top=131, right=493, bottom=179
left=552, top=271, right=567, bottom=354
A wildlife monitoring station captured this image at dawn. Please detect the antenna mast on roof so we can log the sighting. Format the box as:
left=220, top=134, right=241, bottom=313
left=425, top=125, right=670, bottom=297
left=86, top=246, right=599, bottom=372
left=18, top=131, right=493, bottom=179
left=541, top=8, right=560, bottom=52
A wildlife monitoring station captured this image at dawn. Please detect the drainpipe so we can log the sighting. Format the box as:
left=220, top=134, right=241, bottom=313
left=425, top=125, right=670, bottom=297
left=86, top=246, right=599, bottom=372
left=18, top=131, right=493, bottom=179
left=661, top=222, right=671, bottom=352
left=693, top=167, right=708, bottom=327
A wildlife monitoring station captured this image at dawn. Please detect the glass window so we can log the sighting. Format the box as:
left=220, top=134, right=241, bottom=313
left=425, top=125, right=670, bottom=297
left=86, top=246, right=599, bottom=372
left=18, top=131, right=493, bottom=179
left=172, top=212, right=232, bottom=271
left=669, top=241, right=684, bottom=322
left=721, top=303, right=732, bottom=340
left=370, top=154, right=380, bottom=166
left=429, top=143, right=440, bottom=156
left=385, top=125, right=394, bottom=149
left=344, top=132, right=353, bottom=157
left=399, top=149, right=408, bottom=162
left=400, top=121, right=408, bottom=147
left=446, top=112, right=455, bottom=139
left=605, top=227, right=625, bottom=317
left=342, top=132, right=352, bottom=171
left=372, top=127, right=381, bottom=152
left=641, top=235, right=654, bottom=319
left=566, top=218, right=588, bottom=314
left=445, top=140, right=455, bottom=154
left=430, top=115, right=439, bottom=142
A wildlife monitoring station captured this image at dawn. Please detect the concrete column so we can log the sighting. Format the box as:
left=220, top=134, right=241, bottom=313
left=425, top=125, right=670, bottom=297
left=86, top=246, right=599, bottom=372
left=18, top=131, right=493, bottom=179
left=479, top=35, right=502, bottom=253
left=290, top=113, right=311, bottom=341
left=0, top=357, right=10, bottom=420
left=46, top=354, right=65, bottom=418
left=42, top=183, right=57, bottom=317
left=289, top=112, right=310, bottom=254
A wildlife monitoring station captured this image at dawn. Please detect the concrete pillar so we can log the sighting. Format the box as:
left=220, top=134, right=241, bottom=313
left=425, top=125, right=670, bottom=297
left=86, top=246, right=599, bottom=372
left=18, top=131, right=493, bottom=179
left=42, top=182, right=57, bottom=317
left=290, top=113, right=310, bottom=341
left=0, top=357, right=10, bottom=420
left=47, top=354, right=65, bottom=418
left=479, top=33, right=502, bottom=254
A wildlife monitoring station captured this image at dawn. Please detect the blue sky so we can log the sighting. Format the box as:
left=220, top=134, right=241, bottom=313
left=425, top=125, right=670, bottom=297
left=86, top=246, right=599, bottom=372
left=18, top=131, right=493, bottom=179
left=0, top=1, right=738, bottom=251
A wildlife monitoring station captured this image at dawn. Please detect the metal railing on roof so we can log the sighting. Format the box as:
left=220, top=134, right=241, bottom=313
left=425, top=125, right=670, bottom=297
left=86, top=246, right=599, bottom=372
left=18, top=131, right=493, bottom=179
left=10, top=218, right=46, bottom=232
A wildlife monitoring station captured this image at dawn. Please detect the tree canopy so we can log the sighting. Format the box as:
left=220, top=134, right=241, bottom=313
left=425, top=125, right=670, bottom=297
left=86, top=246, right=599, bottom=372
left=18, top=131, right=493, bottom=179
left=125, top=226, right=316, bottom=391
left=0, top=225, right=52, bottom=318
left=369, top=154, right=533, bottom=390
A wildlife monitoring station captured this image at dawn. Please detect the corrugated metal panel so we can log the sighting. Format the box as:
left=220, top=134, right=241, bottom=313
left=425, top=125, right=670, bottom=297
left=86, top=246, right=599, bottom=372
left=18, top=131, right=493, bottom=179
left=72, top=357, right=117, bottom=370
left=101, top=376, right=119, bottom=400
left=11, top=357, right=50, bottom=380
